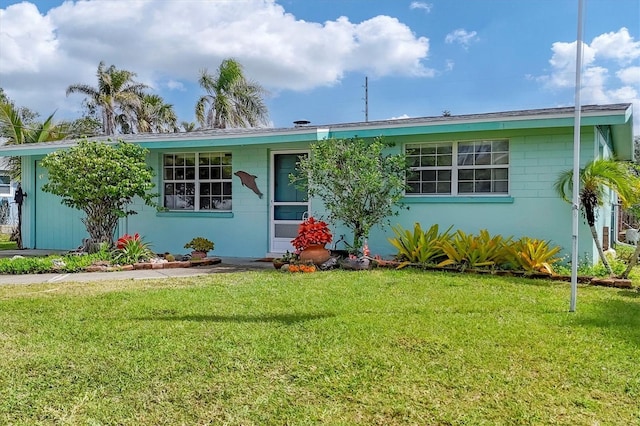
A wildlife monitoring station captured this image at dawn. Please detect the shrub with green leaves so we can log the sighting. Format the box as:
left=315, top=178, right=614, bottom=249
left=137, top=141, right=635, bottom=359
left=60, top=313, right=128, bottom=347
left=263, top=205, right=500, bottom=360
left=504, top=237, right=562, bottom=274
left=112, top=233, right=153, bottom=265
left=388, top=223, right=453, bottom=264
left=438, top=229, right=511, bottom=269
left=40, top=140, right=160, bottom=252
left=0, top=250, right=114, bottom=274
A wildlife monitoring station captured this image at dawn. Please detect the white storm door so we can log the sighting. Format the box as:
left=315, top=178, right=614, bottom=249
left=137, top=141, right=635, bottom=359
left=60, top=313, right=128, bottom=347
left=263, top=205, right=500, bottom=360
left=270, top=151, right=309, bottom=253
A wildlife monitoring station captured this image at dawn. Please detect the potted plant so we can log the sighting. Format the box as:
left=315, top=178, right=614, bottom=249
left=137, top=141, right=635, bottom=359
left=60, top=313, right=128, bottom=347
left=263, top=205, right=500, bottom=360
left=291, top=217, right=333, bottom=265
left=184, top=237, right=214, bottom=259
left=273, top=250, right=297, bottom=269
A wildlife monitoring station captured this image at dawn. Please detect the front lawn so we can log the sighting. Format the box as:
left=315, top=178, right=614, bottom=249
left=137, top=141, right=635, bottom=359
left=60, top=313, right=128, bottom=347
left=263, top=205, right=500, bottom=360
left=1, top=270, right=638, bottom=424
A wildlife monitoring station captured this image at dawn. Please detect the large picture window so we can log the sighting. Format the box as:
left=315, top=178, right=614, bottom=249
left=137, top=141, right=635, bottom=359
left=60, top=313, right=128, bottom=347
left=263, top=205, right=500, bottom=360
left=406, top=140, right=509, bottom=195
left=163, top=152, right=232, bottom=211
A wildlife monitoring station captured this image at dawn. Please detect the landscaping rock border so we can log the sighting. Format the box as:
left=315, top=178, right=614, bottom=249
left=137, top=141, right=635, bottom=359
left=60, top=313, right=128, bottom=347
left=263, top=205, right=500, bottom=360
left=86, top=257, right=221, bottom=272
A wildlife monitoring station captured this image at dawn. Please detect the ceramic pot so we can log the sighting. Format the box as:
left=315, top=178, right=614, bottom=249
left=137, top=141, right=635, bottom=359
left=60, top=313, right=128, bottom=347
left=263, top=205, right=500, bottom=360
left=191, top=251, right=207, bottom=259
left=299, top=244, right=331, bottom=265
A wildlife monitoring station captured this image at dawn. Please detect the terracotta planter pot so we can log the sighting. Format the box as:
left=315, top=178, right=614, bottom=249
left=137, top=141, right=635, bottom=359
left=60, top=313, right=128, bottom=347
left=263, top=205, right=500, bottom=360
left=299, top=244, right=331, bottom=265
left=191, top=251, right=207, bottom=259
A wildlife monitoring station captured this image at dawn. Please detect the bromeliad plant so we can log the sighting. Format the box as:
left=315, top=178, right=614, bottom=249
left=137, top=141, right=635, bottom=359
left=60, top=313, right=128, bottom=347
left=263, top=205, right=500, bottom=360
left=113, top=233, right=153, bottom=265
left=438, top=229, right=511, bottom=269
left=388, top=222, right=454, bottom=265
left=504, top=237, right=562, bottom=274
left=291, top=217, right=333, bottom=252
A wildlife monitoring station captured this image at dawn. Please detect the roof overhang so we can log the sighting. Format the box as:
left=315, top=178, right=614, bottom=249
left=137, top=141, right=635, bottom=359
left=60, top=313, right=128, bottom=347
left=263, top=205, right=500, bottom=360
left=0, top=103, right=633, bottom=159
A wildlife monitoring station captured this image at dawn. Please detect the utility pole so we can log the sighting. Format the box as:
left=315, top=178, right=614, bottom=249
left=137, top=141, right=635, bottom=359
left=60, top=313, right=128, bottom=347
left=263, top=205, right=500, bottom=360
left=364, top=76, right=369, bottom=122
left=570, top=0, right=585, bottom=312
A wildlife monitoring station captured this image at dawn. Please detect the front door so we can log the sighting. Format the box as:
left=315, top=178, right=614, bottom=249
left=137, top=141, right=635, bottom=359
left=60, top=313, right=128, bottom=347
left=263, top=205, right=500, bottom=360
left=270, top=151, right=309, bottom=253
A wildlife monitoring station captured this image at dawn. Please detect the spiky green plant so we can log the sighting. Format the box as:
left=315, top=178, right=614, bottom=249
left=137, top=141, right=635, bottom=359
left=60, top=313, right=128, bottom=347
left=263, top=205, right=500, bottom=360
left=504, top=237, right=562, bottom=274
left=388, top=223, right=453, bottom=264
left=438, top=229, right=511, bottom=269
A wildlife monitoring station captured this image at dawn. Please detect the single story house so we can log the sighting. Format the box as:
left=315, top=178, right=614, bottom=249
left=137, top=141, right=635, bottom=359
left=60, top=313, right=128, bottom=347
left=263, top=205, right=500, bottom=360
left=0, top=103, right=634, bottom=262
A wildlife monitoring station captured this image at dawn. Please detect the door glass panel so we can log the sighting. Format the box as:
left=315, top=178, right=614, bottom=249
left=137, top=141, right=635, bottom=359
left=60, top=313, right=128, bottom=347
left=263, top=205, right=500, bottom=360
left=275, top=223, right=299, bottom=239
left=274, top=205, right=307, bottom=221
left=275, top=154, right=307, bottom=202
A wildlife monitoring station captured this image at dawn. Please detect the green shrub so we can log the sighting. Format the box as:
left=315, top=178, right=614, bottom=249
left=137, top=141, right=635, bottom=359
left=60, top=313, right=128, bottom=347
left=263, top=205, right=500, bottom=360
left=0, top=256, right=54, bottom=274
left=113, top=233, right=153, bottom=265
left=504, top=237, right=562, bottom=274
left=438, top=229, right=511, bottom=269
left=614, top=244, right=637, bottom=264
left=0, top=248, right=118, bottom=275
left=388, top=223, right=453, bottom=264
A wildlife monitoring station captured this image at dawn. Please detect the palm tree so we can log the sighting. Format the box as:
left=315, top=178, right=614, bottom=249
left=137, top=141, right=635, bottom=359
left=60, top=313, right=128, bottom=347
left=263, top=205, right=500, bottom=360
left=555, top=158, right=638, bottom=275
left=66, top=61, right=148, bottom=135
left=180, top=121, right=197, bottom=132
left=118, top=94, right=178, bottom=134
left=134, top=94, right=178, bottom=133
left=195, top=58, right=269, bottom=129
left=0, top=102, right=68, bottom=180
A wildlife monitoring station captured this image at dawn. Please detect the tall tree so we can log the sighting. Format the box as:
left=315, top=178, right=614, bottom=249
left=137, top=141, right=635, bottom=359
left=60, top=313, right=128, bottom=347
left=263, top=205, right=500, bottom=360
left=180, top=121, right=197, bottom=132
left=66, top=61, right=148, bottom=135
left=0, top=102, right=67, bottom=180
left=555, top=158, right=638, bottom=275
left=125, top=93, right=178, bottom=134
left=40, top=140, right=159, bottom=252
left=291, top=137, right=408, bottom=252
left=195, top=58, right=269, bottom=129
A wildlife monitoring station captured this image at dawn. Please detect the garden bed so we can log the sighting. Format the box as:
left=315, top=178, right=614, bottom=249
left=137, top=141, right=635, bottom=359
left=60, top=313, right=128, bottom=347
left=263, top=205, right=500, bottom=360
left=85, top=257, right=221, bottom=272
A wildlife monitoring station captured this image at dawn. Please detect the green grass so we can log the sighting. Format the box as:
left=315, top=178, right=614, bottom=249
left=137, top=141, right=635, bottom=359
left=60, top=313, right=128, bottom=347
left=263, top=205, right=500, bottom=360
left=0, top=232, right=17, bottom=250
left=1, top=270, right=639, bottom=425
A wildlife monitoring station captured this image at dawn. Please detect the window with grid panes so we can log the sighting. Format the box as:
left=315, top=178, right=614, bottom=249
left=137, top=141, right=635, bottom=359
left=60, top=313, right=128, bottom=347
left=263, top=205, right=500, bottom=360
left=163, top=152, right=232, bottom=211
left=406, top=140, right=509, bottom=195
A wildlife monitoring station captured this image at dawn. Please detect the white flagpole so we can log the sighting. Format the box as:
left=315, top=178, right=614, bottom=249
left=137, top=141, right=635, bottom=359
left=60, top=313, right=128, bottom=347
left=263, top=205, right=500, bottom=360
left=570, top=0, right=585, bottom=312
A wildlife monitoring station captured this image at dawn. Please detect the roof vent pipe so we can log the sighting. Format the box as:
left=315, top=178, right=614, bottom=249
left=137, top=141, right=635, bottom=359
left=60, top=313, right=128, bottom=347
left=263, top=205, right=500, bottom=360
left=293, top=120, right=310, bottom=127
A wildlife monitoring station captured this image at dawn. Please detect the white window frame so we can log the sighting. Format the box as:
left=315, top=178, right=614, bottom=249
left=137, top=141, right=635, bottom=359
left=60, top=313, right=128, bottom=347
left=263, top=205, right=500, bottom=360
left=162, top=152, right=233, bottom=211
left=405, top=139, right=510, bottom=196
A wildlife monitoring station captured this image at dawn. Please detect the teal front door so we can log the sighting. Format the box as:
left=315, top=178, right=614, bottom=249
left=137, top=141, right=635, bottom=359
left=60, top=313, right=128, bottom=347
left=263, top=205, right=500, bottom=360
left=270, top=151, right=309, bottom=253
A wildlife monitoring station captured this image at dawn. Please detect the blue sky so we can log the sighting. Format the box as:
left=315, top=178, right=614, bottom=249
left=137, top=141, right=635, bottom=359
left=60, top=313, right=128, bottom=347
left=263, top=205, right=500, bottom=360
left=1, top=0, right=638, bottom=132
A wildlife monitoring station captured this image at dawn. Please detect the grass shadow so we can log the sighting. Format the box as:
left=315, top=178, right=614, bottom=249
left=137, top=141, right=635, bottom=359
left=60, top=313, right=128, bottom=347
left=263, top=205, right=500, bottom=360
left=573, top=298, right=640, bottom=346
left=135, top=312, right=336, bottom=324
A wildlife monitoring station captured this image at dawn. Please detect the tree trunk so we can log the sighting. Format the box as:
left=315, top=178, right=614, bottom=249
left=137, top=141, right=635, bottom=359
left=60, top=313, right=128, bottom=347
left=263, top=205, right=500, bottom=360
left=619, top=242, right=640, bottom=279
left=82, top=204, right=119, bottom=253
left=590, top=224, right=613, bottom=276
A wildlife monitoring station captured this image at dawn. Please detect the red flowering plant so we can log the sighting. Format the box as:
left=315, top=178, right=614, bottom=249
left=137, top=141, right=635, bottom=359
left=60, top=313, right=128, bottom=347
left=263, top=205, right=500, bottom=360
left=113, top=233, right=153, bottom=265
left=291, top=217, right=333, bottom=252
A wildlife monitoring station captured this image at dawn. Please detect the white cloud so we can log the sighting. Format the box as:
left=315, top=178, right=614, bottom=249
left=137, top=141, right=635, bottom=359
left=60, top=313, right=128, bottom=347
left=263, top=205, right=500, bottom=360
left=617, top=66, right=640, bottom=85
left=539, top=27, right=640, bottom=134
left=409, top=2, right=432, bottom=12
left=445, top=59, right=455, bottom=71
left=444, top=29, right=478, bottom=49
left=166, top=80, right=186, bottom=91
left=590, top=27, right=640, bottom=65
left=0, top=0, right=433, bottom=118
left=390, top=114, right=411, bottom=120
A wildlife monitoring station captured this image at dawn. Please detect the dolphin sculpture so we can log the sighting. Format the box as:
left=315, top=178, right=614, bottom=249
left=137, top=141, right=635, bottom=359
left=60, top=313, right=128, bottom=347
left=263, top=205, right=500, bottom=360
left=234, top=171, right=263, bottom=199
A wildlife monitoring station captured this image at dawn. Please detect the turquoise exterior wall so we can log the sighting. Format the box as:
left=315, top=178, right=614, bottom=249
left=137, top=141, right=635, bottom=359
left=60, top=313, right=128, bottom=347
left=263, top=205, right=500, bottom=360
left=334, top=127, right=608, bottom=262
left=15, top=115, right=629, bottom=265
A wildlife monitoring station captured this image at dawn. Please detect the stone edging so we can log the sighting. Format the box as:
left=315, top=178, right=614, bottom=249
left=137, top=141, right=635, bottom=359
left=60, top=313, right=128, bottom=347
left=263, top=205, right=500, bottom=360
left=85, top=257, right=221, bottom=272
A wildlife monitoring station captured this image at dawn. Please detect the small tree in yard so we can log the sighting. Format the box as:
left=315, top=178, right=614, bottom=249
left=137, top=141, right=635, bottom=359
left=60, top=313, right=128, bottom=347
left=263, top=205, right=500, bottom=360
left=292, top=137, right=408, bottom=253
left=41, top=140, right=159, bottom=252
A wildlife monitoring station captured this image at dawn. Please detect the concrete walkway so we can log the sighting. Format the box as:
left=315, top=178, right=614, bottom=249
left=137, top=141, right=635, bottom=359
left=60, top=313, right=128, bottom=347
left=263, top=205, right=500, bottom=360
left=0, top=256, right=274, bottom=285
